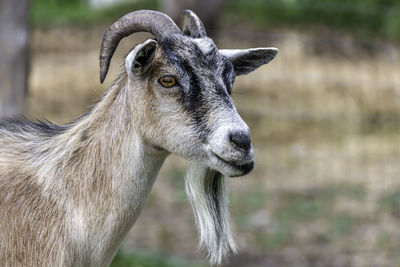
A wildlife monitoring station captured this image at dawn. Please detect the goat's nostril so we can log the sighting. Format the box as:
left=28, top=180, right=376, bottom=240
left=229, top=131, right=252, bottom=151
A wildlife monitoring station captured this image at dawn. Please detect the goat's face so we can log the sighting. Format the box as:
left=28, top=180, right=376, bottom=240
left=100, top=10, right=277, bottom=177
left=124, top=35, right=277, bottom=177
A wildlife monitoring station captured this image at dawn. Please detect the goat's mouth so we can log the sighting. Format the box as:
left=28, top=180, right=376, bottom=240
left=211, top=152, right=254, bottom=177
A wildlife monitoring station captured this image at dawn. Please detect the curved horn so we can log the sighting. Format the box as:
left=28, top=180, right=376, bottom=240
left=180, top=10, right=207, bottom=38
left=99, top=10, right=181, bottom=83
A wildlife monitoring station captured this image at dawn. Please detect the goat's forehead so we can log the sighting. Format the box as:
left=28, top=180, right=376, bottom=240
left=160, top=35, right=225, bottom=69
left=192, top=38, right=215, bottom=55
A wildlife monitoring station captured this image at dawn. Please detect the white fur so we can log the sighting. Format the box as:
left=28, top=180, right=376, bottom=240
left=193, top=37, right=214, bottom=54
left=185, top=161, right=237, bottom=265
left=219, top=47, right=279, bottom=60
left=202, top=106, right=253, bottom=177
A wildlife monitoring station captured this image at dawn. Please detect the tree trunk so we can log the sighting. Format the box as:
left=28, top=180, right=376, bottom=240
left=0, top=0, right=29, bottom=119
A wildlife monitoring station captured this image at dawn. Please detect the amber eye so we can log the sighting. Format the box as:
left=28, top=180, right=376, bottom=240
left=159, top=76, right=177, bottom=88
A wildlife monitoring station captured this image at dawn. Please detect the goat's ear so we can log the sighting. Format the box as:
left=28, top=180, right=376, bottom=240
left=219, top=48, right=278, bottom=76
left=126, top=39, right=158, bottom=77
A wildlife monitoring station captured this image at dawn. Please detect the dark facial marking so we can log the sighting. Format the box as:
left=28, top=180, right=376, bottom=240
left=215, top=84, right=233, bottom=108
left=179, top=57, right=211, bottom=141
left=161, top=39, right=209, bottom=140
left=161, top=37, right=235, bottom=140
left=222, top=61, right=235, bottom=95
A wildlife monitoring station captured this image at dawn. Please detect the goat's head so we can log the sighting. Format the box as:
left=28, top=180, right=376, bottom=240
left=100, top=10, right=277, bottom=264
left=100, top=10, right=277, bottom=178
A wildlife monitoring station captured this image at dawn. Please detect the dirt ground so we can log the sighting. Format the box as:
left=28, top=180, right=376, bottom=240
left=28, top=26, right=400, bottom=267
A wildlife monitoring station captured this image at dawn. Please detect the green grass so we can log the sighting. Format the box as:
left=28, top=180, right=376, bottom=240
left=329, top=213, right=356, bottom=236
left=245, top=183, right=365, bottom=252
left=164, top=167, right=187, bottom=203
left=276, top=183, right=365, bottom=222
left=254, top=221, right=293, bottom=252
left=231, top=187, right=268, bottom=229
left=380, top=189, right=400, bottom=219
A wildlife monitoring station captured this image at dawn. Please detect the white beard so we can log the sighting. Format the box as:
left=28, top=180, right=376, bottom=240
left=185, top=161, right=237, bottom=265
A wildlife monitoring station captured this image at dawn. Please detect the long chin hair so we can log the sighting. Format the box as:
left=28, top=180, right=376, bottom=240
left=185, top=161, right=237, bottom=265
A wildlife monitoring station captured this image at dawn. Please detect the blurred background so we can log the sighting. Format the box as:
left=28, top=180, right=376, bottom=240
left=1, top=0, right=400, bottom=266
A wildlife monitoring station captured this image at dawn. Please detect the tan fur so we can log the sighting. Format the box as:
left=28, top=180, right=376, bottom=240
left=0, top=68, right=170, bottom=266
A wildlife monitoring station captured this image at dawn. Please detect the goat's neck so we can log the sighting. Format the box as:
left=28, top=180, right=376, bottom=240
left=50, top=81, right=168, bottom=264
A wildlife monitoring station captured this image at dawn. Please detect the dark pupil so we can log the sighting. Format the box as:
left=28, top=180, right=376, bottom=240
left=162, top=77, right=174, bottom=86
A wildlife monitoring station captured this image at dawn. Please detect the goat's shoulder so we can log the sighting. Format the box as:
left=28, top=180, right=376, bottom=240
left=0, top=117, right=66, bottom=137
left=0, top=118, right=67, bottom=166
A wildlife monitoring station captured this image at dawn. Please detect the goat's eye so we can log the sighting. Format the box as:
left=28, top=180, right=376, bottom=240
left=159, top=76, right=177, bottom=88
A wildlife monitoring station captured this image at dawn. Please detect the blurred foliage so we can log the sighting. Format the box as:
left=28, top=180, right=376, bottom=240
left=31, top=0, right=159, bottom=26
left=31, top=0, right=400, bottom=40
left=110, top=250, right=203, bottom=267
left=224, top=0, right=400, bottom=41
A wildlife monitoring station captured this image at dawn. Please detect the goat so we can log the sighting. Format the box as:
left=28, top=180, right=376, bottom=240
left=0, top=10, right=277, bottom=266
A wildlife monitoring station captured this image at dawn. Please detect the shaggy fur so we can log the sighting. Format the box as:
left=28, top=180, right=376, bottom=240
left=0, top=74, right=168, bottom=266
left=185, top=162, right=236, bottom=264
